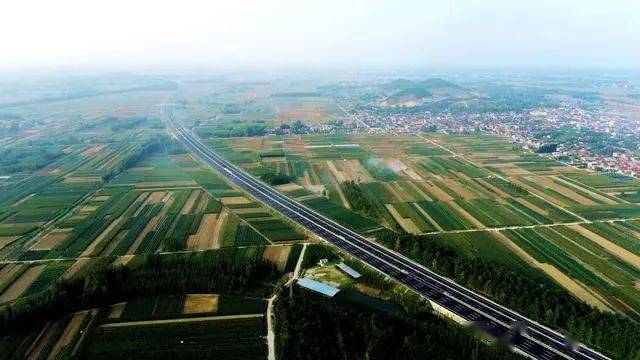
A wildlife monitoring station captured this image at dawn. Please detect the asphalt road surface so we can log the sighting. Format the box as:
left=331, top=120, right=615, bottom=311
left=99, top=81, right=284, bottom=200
left=163, top=104, right=610, bottom=360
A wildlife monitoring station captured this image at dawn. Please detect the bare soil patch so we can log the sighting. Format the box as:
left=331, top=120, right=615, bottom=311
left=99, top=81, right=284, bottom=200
left=262, top=245, right=292, bottom=271
left=0, top=236, right=20, bottom=250
left=180, top=190, right=201, bottom=214
left=82, top=217, right=123, bottom=256
left=63, top=176, right=102, bottom=183
left=221, top=196, right=251, bottom=205
left=32, top=228, right=72, bottom=250
left=183, top=294, right=219, bottom=314
left=385, top=204, right=421, bottom=234
left=570, top=225, right=640, bottom=270
left=209, top=209, right=229, bottom=249
left=134, top=180, right=197, bottom=188
left=187, top=213, right=218, bottom=250
left=0, top=264, right=46, bottom=303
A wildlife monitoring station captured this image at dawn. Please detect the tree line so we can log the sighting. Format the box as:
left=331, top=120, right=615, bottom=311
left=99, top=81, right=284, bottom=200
left=275, top=291, right=521, bottom=360
left=340, top=181, right=379, bottom=219
left=0, top=250, right=280, bottom=336
left=377, top=232, right=640, bottom=359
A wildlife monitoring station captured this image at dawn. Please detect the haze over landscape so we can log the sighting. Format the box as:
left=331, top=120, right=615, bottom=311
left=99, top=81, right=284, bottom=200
left=2, top=0, right=640, bottom=69
left=1, top=2, right=640, bottom=360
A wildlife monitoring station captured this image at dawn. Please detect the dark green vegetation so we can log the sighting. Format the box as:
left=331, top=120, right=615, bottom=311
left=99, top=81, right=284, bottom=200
left=86, top=314, right=266, bottom=360
left=340, top=180, right=379, bottom=218
left=0, top=249, right=279, bottom=335
left=378, top=232, right=640, bottom=359
left=261, top=172, right=292, bottom=185
left=276, top=291, right=519, bottom=360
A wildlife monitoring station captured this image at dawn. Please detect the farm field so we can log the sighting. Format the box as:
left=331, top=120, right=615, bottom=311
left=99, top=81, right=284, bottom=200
left=0, top=293, right=267, bottom=359
left=201, top=131, right=640, bottom=316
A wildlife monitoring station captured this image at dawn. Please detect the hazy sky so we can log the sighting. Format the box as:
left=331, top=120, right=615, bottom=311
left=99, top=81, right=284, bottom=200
left=2, top=0, right=639, bottom=70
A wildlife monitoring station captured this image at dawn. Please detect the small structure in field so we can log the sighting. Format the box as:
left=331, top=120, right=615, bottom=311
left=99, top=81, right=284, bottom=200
left=336, top=262, right=361, bottom=279
left=297, top=278, right=340, bottom=297
left=318, top=258, right=328, bottom=266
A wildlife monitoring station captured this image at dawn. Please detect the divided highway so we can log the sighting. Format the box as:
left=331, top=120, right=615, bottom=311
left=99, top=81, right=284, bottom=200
left=163, top=104, right=610, bottom=360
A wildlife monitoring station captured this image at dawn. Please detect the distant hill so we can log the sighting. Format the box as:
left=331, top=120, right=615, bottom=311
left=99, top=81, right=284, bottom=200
left=417, top=78, right=461, bottom=89
left=385, top=87, right=432, bottom=103
left=382, top=78, right=461, bottom=91
left=382, top=78, right=416, bottom=90
left=381, top=78, right=466, bottom=106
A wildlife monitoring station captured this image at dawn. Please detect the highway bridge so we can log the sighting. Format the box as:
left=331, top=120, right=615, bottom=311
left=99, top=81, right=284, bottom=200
left=163, top=104, right=610, bottom=360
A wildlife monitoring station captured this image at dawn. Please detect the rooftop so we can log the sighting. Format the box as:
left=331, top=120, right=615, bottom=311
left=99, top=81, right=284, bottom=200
left=297, top=278, right=340, bottom=297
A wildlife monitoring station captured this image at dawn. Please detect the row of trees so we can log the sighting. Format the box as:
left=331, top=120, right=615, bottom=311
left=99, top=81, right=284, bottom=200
left=275, top=291, right=520, bottom=360
left=340, top=181, right=378, bottom=219
left=0, top=250, right=280, bottom=336
left=377, top=232, right=640, bottom=359
left=261, top=172, right=292, bottom=185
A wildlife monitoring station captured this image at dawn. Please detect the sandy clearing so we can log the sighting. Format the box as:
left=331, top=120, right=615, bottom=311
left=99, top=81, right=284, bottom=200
left=385, top=204, right=421, bottom=234
left=446, top=201, right=485, bottom=228
left=0, top=264, right=46, bottom=303
left=94, top=195, right=111, bottom=201
left=569, top=225, right=640, bottom=270
left=494, top=232, right=613, bottom=312
left=32, top=228, right=72, bottom=250
left=47, top=311, right=90, bottom=359
left=81, top=217, right=123, bottom=257
left=100, top=313, right=264, bottom=328
left=128, top=166, right=155, bottom=171
left=262, top=245, right=292, bottom=271
left=0, top=236, right=20, bottom=250
left=134, top=180, right=197, bottom=188
left=12, top=193, right=35, bottom=206
left=127, top=216, right=161, bottom=255
left=180, top=190, right=201, bottom=214
left=221, top=196, right=251, bottom=205
left=62, top=258, right=92, bottom=280
left=209, top=209, right=228, bottom=249
left=187, top=213, right=218, bottom=250
left=108, top=303, right=126, bottom=319
left=183, top=294, right=219, bottom=314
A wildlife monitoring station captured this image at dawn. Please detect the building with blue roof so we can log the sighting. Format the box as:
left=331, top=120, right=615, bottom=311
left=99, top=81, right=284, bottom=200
left=297, top=278, right=340, bottom=297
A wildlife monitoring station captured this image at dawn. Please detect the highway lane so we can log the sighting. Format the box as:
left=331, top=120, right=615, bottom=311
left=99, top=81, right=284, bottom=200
left=162, top=105, right=610, bottom=360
